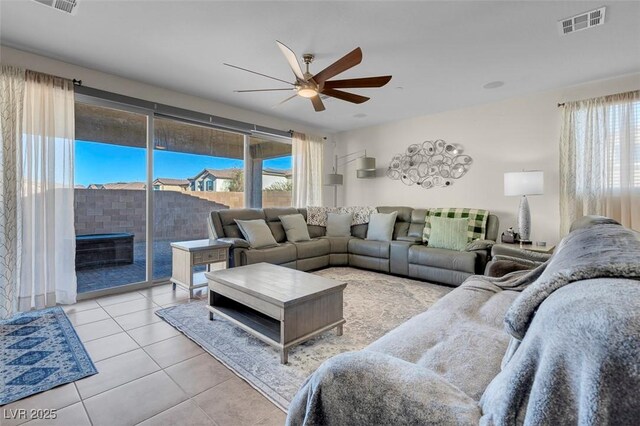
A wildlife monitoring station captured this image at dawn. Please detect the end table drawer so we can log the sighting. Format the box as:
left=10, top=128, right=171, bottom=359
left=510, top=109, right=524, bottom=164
left=193, top=248, right=227, bottom=265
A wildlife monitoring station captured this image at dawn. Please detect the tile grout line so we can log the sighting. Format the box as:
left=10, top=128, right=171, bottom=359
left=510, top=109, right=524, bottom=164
left=74, top=382, right=95, bottom=426
left=69, top=286, right=224, bottom=425
left=132, top=287, right=221, bottom=426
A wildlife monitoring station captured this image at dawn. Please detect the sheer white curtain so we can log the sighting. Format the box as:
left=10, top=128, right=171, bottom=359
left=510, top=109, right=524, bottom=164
left=18, top=70, right=77, bottom=310
left=292, top=131, right=324, bottom=207
left=0, top=66, right=25, bottom=319
left=560, top=90, right=640, bottom=234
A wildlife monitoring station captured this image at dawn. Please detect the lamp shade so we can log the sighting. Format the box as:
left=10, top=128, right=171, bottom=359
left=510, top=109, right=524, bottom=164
left=504, top=171, right=544, bottom=196
left=357, top=169, right=376, bottom=179
left=325, top=173, right=344, bottom=186
left=356, top=156, right=376, bottom=171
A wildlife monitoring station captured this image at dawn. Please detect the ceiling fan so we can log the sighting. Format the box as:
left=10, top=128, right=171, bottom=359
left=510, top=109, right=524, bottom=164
left=224, top=41, right=392, bottom=112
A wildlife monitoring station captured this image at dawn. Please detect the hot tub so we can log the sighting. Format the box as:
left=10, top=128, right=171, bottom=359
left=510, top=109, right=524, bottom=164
left=76, top=233, right=134, bottom=269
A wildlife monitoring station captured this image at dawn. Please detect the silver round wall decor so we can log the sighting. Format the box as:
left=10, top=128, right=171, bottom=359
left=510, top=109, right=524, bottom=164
left=386, top=140, right=472, bottom=188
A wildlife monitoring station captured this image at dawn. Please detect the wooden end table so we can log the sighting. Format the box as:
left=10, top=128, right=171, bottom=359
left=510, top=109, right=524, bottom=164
left=206, top=262, right=346, bottom=364
left=170, top=239, right=231, bottom=299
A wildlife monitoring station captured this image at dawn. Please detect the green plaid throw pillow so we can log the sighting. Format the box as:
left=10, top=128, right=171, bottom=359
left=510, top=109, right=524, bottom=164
left=422, top=208, right=490, bottom=243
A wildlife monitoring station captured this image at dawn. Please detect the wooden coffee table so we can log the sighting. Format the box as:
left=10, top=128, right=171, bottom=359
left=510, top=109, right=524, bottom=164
left=205, top=263, right=346, bottom=364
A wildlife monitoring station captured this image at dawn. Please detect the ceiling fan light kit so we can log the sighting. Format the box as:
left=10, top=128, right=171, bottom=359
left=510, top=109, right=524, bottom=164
left=226, top=41, right=392, bottom=112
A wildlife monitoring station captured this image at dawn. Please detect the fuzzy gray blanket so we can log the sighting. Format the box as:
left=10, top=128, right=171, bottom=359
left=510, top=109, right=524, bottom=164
left=287, top=220, right=640, bottom=426
left=504, top=223, right=640, bottom=340
left=481, top=223, right=640, bottom=425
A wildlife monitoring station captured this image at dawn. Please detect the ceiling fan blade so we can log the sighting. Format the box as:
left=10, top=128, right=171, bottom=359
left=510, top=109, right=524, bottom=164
left=323, top=75, right=392, bottom=89
left=223, top=63, right=293, bottom=85
left=276, top=40, right=305, bottom=81
left=312, top=47, right=363, bottom=85
left=321, top=88, right=370, bottom=104
left=272, top=94, right=298, bottom=108
left=310, top=95, right=326, bottom=112
left=234, top=88, right=294, bottom=93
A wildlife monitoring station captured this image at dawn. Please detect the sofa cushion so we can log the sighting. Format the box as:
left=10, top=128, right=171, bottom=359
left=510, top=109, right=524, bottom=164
left=367, top=212, right=398, bottom=242
left=298, top=208, right=326, bottom=238
left=408, top=246, right=477, bottom=273
left=428, top=217, right=469, bottom=251
left=241, top=243, right=297, bottom=265
left=349, top=239, right=390, bottom=259
left=217, top=208, right=265, bottom=239
left=235, top=219, right=278, bottom=249
left=378, top=206, right=412, bottom=239
left=408, top=208, right=429, bottom=238
left=322, top=236, right=352, bottom=253
left=293, top=238, right=331, bottom=259
left=327, top=213, right=352, bottom=237
left=351, top=224, right=368, bottom=239
left=279, top=214, right=311, bottom=242
left=264, top=207, right=299, bottom=243
left=366, top=278, right=519, bottom=401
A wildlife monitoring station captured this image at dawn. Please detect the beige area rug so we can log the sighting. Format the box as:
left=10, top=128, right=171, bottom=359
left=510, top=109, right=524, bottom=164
left=156, top=267, right=451, bottom=411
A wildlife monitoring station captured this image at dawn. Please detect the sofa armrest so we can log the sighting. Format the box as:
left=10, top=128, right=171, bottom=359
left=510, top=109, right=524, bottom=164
left=491, top=244, right=552, bottom=263
left=216, top=237, right=250, bottom=249
left=465, top=239, right=495, bottom=252
left=287, top=351, right=480, bottom=426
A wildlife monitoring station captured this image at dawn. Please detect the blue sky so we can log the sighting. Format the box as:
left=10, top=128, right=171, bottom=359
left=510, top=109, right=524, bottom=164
left=75, top=140, right=292, bottom=186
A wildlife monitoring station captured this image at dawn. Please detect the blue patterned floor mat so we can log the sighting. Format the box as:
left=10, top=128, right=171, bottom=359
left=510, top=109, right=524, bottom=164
left=1, top=307, right=97, bottom=405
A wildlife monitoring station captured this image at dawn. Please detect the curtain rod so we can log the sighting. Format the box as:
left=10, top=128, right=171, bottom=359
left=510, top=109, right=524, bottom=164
left=75, top=85, right=292, bottom=139
left=557, top=90, right=639, bottom=108
left=287, top=129, right=327, bottom=140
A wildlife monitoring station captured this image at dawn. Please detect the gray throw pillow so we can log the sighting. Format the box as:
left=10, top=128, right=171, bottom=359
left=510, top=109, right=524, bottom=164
left=234, top=219, right=279, bottom=249
left=326, top=212, right=352, bottom=237
left=427, top=216, right=468, bottom=251
left=279, top=214, right=311, bottom=242
left=366, top=211, right=398, bottom=242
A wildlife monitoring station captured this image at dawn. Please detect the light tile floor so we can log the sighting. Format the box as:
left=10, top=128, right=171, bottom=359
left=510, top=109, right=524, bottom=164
left=3, top=284, right=286, bottom=426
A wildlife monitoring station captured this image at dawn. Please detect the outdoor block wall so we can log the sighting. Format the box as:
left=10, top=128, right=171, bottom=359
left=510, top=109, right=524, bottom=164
left=190, top=191, right=292, bottom=208
left=74, top=189, right=293, bottom=241
left=74, top=189, right=228, bottom=242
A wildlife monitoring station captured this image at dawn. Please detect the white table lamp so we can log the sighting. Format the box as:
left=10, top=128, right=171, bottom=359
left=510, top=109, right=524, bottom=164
left=504, top=171, right=544, bottom=242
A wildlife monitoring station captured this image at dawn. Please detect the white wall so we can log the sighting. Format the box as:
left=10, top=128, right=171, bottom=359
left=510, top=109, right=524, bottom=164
left=336, top=73, right=640, bottom=245
left=0, top=45, right=335, bottom=205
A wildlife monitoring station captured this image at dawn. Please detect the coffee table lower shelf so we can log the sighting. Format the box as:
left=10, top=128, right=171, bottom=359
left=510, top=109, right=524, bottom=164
left=207, top=291, right=344, bottom=364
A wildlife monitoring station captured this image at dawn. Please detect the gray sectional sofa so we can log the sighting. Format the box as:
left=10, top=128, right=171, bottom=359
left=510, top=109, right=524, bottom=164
left=207, top=206, right=499, bottom=286
left=287, top=216, right=640, bottom=425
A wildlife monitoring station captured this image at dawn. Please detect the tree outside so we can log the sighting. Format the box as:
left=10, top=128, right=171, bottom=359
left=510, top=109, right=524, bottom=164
left=264, top=180, right=293, bottom=192
left=226, top=168, right=244, bottom=192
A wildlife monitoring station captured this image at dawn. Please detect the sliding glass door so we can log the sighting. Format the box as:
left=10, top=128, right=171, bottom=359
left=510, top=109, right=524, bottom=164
left=151, top=117, right=245, bottom=280
left=73, top=94, right=295, bottom=296
left=74, top=99, right=151, bottom=294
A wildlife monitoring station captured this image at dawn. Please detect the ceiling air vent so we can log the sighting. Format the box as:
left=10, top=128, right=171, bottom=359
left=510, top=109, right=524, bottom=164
left=32, top=0, right=79, bottom=15
left=558, top=7, right=606, bottom=35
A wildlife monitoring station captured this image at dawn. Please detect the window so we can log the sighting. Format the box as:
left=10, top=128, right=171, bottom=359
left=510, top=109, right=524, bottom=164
left=206, top=180, right=213, bottom=191
left=607, top=99, right=640, bottom=189
left=560, top=91, right=639, bottom=232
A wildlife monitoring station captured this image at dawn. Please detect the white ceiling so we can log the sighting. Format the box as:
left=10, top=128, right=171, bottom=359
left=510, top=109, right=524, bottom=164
left=1, top=1, right=639, bottom=132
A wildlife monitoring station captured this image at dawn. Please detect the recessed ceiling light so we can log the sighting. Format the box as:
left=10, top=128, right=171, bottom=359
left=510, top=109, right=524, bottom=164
left=483, top=81, right=505, bottom=89
left=353, top=113, right=367, bottom=118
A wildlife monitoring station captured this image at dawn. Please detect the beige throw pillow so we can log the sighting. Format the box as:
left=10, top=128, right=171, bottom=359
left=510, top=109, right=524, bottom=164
left=234, top=219, right=279, bottom=249
left=279, top=214, right=311, bottom=242
left=366, top=212, right=398, bottom=242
